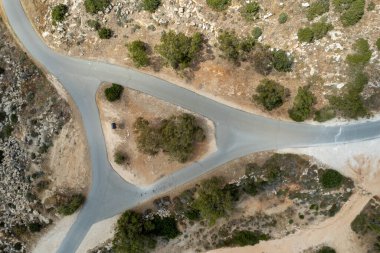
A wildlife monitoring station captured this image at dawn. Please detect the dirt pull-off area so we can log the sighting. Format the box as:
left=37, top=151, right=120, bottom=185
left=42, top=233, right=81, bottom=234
left=96, top=83, right=215, bottom=186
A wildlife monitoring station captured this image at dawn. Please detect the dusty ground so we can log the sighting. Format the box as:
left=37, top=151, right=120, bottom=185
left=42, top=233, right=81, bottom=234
left=96, top=83, right=215, bottom=186
left=20, top=0, right=380, bottom=121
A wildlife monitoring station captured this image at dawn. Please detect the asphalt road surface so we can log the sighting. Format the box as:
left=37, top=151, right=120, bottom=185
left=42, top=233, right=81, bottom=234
left=2, top=1, right=380, bottom=252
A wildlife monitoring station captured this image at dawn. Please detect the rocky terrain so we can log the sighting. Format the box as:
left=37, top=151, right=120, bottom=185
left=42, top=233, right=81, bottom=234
left=0, top=17, right=87, bottom=252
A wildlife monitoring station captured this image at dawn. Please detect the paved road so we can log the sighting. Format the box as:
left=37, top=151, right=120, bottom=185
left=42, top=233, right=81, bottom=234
left=3, top=1, right=380, bottom=252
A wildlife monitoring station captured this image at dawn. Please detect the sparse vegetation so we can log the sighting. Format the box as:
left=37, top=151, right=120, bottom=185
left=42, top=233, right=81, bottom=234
left=278, top=12, right=288, bottom=24
left=346, top=38, right=372, bottom=67
left=253, top=79, right=289, bottom=111
left=84, top=0, right=110, bottom=14
left=57, top=194, right=85, bottom=215
left=105, top=83, right=124, bottom=102
left=98, top=27, right=113, bottom=39
left=298, top=21, right=333, bottom=43
left=333, top=0, right=365, bottom=26
left=114, top=151, right=128, bottom=164
left=206, top=0, right=231, bottom=11
left=240, top=2, right=260, bottom=21
left=127, top=40, right=150, bottom=67
left=307, top=0, right=330, bottom=20
left=320, top=169, right=344, bottom=189
left=86, top=19, right=101, bottom=30
left=288, top=87, right=315, bottom=122
left=219, top=230, right=270, bottom=247
left=51, top=4, right=68, bottom=23
left=253, top=45, right=274, bottom=75
left=155, top=30, right=203, bottom=70
left=142, top=0, right=161, bottom=13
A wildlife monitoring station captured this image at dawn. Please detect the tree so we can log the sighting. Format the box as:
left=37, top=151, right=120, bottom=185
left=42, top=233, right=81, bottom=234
left=253, top=79, right=289, bottom=111
left=221, top=230, right=270, bottom=247
left=98, top=27, right=113, bottom=39
left=272, top=49, right=293, bottom=72
left=320, top=169, right=344, bottom=189
left=206, top=0, right=231, bottom=11
left=51, top=4, right=68, bottom=23
left=155, top=30, right=203, bottom=70
left=346, top=38, right=372, bottom=67
left=288, top=86, right=315, bottom=122
left=127, top=40, right=149, bottom=67
left=57, top=194, right=85, bottom=215
left=151, top=216, right=180, bottom=239
left=193, top=177, right=232, bottom=225
left=317, top=246, right=336, bottom=253
left=142, top=0, right=161, bottom=12
left=253, top=45, right=273, bottom=75
left=84, top=0, right=110, bottom=14
left=105, top=83, right=124, bottom=102
left=340, top=0, right=365, bottom=27
left=240, top=2, right=260, bottom=21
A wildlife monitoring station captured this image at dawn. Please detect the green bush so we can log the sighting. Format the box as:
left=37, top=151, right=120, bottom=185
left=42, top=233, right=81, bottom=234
left=221, top=230, right=270, bottom=247
left=346, top=38, right=372, bottom=67
left=206, top=0, right=231, bottom=11
left=240, top=2, right=260, bottom=21
left=253, top=45, right=273, bottom=75
left=184, top=209, right=201, bottom=220
left=28, top=222, right=43, bottom=233
left=316, top=246, right=336, bottom=253
left=298, top=27, right=315, bottom=43
left=155, top=30, right=203, bottom=69
left=217, top=30, right=256, bottom=63
left=288, top=87, right=315, bottom=122
left=307, top=0, right=330, bottom=20
left=142, top=0, right=161, bottom=12
left=253, top=79, right=289, bottom=111
left=376, top=38, right=380, bottom=51
left=105, top=83, right=124, bottom=102
left=0, top=124, right=13, bottom=139
left=84, top=0, right=110, bottom=14
left=151, top=216, right=180, bottom=239
left=98, top=27, right=113, bottom=39
left=314, top=107, right=336, bottom=122
left=340, top=0, right=365, bottom=26
left=127, top=40, right=149, bottom=67
left=86, top=19, right=101, bottom=30
left=367, top=1, right=375, bottom=11
left=52, top=4, right=68, bottom=23
left=278, top=12, right=288, bottom=24
left=272, top=49, right=293, bottom=72
left=252, top=27, right=262, bottom=39
left=298, top=21, right=333, bottom=43
left=57, top=194, right=85, bottom=215
left=320, top=169, right=344, bottom=189
left=114, top=151, right=128, bottom=164
left=241, top=176, right=258, bottom=196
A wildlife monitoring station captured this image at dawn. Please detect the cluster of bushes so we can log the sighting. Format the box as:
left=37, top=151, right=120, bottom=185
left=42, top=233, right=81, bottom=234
left=253, top=79, right=289, bottom=111
left=288, top=86, right=315, bottom=122
left=127, top=40, right=150, bottom=67
left=298, top=21, right=333, bottom=43
left=113, top=210, right=180, bottom=252
left=84, top=0, right=110, bottom=14
left=155, top=30, right=203, bottom=70
left=217, top=30, right=257, bottom=63
left=316, top=246, right=336, bottom=253
left=134, top=113, right=205, bottom=162
left=51, top=4, right=68, bottom=23
left=104, top=83, right=124, bottom=102
left=142, top=0, right=161, bottom=12
left=206, top=0, right=230, bottom=11
left=307, top=0, right=330, bottom=20
left=333, top=0, right=365, bottom=26
left=253, top=46, right=294, bottom=75
left=218, top=230, right=270, bottom=247
left=57, top=194, right=85, bottom=215
left=240, top=2, right=260, bottom=21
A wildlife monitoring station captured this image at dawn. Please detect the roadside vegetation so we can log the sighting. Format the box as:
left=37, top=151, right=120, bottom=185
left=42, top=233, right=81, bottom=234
left=127, top=40, right=150, bottom=67
left=105, top=83, right=124, bottom=102
left=288, top=86, right=315, bottom=122
left=57, top=194, right=86, bottom=215
left=253, top=79, right=289, bottom=111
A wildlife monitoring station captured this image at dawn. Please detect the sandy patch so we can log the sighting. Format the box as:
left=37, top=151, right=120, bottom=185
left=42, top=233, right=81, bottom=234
left=96, top=84, right=216, bottom=186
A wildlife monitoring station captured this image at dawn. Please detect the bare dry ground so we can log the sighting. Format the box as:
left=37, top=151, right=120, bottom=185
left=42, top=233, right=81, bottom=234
left=96, top=83, right=215, bottom=186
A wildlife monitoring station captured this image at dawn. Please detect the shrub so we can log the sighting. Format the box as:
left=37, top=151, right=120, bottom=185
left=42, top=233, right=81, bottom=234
left=317, top=246, right=336, bottom=253
left=272, top=49, right=293, bottom=72
left=0, top=124, right=13, bottom=139
left=298, top=27, right=315, bottom=43
left=376, top=38, right=380, bottom=51
left=367, top=1, right=375, bottom=11
left=252, top=27, right=262, bottom=39
left=206, top=0, right=231, bottom=11
left=253, top=79, right=289, bottom=111
left=127, top=40, right=149, bottom=67
left=351, top=213, right=368, bottom=234
left=320, top=169, right=344, bottom=189
left=142, top=0, right=161, bottom=12
left=346, top=38, right=372, bottom=67
left=155, top=30, right=203, bottom=69
left=51, top=4, right=68, bottom=23
left=28, top=222, right=42, bottom=233
left=57, top=194, right=85, bottom=215
left=288, top=86, right=315, bottom=122
left=84, top=0, right=110, bottom=14
left=86, top=19, right=101, bottom=30
left=314, top=107, right=336, bottom=122
left=0, top=66, right=4, bottom=75
left=217, top=31, right=241, bottom=62
left=340, top=0, right=365, bottom=26
left=221, top=230, right=270, bottom=247
left=114, top=151, right=128, bottom=164
left=105, top=83, right=124, bottom=102
left=240, top=2, right=260, bottom=21
left=98, top=27, right=113, bottom=39
left=151, top=216, right=180, bottom=239
left=241, top=176, right=258, bottom=196
left=278, top=12, right=288, bottom=24
left=307, top=0, right=330, bottom=20
left=253, top=45, right=273, bottom=75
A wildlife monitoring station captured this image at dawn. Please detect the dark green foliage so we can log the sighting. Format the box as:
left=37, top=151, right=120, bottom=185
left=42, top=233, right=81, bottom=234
left=105, top=83, right=124, bottom=102
left=272, top=49, right=293, bottom=72
left=221, top=230, right=270, bottom=247
left=151, top=216, right=180, bottom=239
left=376, top=38, right=380, bottom=51
left=142, top=0, right=161, bottom=12
left=98, top=27, right=113, bottom=39
left=134, top=113, right=205, bottom=162
left=298, top=27, right=315, bottom=43
left=184, top=208, right=201, bottom=220
left=0, top=124, right=13, bottom=139
left=240, top=2, right=260, bottom=21
left=57, top=194, right=85, bottom=215
left=314, top=107, right=336, bottom=122
left=206, top=0, right=230, bottom=11
left=0, top=150, right=3, bottom=164
left=320, top=169, right=344, bottom=189
left=253, top=45, right=273, bottom=75
left=288, top=87, right=315, bottom=122
left=0, top=66, right=4, bottom=74
left=127, top=40, right=149, bottom=67
left=278, top=12, right=288, bottom=24
left=346, top=38, right=372, bottom=67
left=113, top=211, right=157, bottom=253
left=0, top=111, right=6, bottom=122
left=193, top=177, right=232, bottom=225
left=36, top=180, right=50, bottom=191
left=307, top=0, right=330, bottom=20
left=156, top=30, right=203, bottom=70
left=241, top=176, right=258, bottom=196
left=217, top=30, right=256, bottom=63
left=10, top=114, right=18, bottom=123
left=51, top=4, right=68, bottom=23
left=298, top=22, right=333, bottom=43
left=253, top=79, right=289, bottom=111
left=252, top=27, right=262, bottom=40
left=317, top=246, right=336, bottom=253
left=86, top=19, right=101, bottom=30
left=84, top=0, right=110, bottom=14
left=340, top=0, right=365, bottom=26
left=114, top=151, right=127, bottom=164
left=28, top=222, right=42, bottom=233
